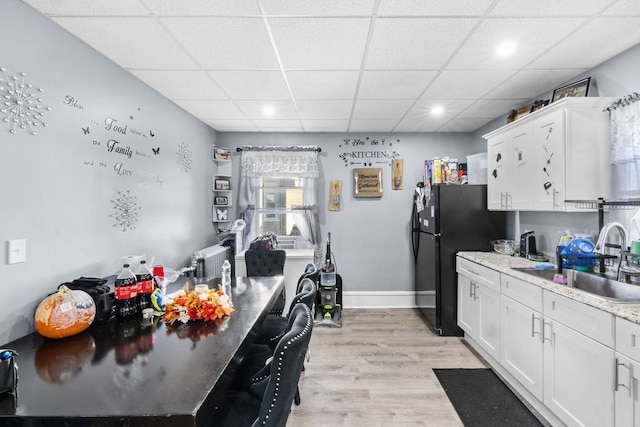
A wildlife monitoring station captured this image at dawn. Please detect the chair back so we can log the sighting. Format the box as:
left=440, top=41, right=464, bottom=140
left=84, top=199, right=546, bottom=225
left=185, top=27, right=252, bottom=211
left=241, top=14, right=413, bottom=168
left=291, top=278, right=316, bottom=313
left=245, top=249, right=286, bottom=277
left=251, top=304, right=313, bottom=427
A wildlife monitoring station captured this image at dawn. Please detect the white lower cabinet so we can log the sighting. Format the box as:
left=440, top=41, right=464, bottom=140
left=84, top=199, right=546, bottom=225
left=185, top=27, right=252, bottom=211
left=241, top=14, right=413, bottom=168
left=615, top=317, right=640, bottom=426
left=501, top=294, right=544, bottom=401
left=457, top=259, right=618, bottom=427
left=543, top=318, right=614, bottom=427
left=457, top=259, right=501, bottom=361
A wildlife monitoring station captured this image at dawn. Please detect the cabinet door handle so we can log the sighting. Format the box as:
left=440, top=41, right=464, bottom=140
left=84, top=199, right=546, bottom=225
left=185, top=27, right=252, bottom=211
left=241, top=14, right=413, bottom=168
left=500, top=192, right=505, bottom=209
left=506, top=192, right=512, bottom=209
left=542, top=320, right=552, bottom=344
left=615, top=358, right=632, bottom=397
left=469, top=281, right=474, bottom=298
left=531, top=314, right=541, bottom=339
left=553, top=189, right=560, bottom=208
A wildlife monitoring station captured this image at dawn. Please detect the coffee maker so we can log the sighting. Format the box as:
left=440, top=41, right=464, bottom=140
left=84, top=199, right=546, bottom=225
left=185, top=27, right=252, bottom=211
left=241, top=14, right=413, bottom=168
left=520, top=231, right=537, bottom=258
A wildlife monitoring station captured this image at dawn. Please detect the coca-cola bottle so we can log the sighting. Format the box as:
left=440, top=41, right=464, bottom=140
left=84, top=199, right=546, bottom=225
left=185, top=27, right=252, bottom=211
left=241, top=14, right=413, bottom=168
left=115, top=263, right=138, bottom=320
left=134, top=260, right=154, bottom=312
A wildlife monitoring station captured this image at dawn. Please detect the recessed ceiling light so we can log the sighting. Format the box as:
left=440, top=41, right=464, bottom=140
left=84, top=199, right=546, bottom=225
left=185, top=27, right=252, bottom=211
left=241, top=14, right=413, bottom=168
left=262, top=106, right=275, bottom=116
left=495, top=40, right=517, bottom=57
left=431, top=105, right=445, bottom=116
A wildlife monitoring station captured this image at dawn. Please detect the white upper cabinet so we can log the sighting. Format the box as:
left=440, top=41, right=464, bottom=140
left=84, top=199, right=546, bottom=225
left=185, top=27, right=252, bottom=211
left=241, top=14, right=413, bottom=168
left=484, top=97, right=615, bottom=211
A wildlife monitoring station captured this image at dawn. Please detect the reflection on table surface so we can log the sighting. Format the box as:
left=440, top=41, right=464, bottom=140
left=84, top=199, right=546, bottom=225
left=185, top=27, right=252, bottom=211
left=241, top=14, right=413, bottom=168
left=0, top=275, right=284, bottom=427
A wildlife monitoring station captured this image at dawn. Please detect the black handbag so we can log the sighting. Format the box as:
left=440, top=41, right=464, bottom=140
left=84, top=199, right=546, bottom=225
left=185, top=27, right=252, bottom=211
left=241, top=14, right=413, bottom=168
left=249, top=233, right=278, bottom=251
left=0, top=349, right=18, bottom=395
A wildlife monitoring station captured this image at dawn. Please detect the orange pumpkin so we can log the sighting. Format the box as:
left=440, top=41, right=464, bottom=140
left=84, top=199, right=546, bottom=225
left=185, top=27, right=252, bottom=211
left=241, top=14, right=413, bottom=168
left=35, top=285, right=96, bottom=339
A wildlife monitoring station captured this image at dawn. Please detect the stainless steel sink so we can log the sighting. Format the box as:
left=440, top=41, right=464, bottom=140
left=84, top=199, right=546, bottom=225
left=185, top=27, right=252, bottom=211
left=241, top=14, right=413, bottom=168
left=511, top=267, right=640, bottom=303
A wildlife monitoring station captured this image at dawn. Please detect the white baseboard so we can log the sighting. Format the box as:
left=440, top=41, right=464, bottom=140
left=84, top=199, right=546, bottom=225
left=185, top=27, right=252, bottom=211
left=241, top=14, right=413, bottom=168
left=343, top=291, right=420, bottom=308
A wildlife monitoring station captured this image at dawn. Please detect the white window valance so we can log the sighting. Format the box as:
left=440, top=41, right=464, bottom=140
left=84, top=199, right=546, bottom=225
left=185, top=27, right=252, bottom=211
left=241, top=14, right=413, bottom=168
left=240, top=147, right=319, bottom=178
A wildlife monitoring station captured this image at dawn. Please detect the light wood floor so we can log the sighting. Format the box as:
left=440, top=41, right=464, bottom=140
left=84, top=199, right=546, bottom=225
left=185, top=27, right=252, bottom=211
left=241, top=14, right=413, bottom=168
left=287, top=308, right=489, bottom=427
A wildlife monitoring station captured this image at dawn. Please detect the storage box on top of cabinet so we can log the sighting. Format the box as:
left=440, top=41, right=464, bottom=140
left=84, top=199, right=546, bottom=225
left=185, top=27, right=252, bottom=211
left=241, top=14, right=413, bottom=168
left=483, top=97, right=616, bottom=211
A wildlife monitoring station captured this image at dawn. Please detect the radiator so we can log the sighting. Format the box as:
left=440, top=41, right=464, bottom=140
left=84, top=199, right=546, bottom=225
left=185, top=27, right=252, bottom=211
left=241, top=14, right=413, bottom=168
left=192, top=244, right=230, bottom=277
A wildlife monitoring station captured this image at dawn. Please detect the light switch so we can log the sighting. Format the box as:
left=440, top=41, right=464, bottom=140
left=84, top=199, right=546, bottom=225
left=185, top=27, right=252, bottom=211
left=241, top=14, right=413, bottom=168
left=8, top=239, right=26, bottom=264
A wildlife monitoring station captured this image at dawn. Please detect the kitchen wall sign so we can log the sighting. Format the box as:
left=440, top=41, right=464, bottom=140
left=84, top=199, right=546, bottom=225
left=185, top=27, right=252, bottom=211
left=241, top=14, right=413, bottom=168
left=337, top=137, right=400, bottom=167
left=353, top=168, right=382, bottom=198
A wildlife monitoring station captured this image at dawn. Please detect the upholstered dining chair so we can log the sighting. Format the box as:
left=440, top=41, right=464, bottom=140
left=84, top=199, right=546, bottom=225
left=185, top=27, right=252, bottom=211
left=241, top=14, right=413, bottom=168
left=245, top=249, right=287, bottom=315
left=227, top=278, right=316, bottom=400
left=211, top=303, right=313, bottom=427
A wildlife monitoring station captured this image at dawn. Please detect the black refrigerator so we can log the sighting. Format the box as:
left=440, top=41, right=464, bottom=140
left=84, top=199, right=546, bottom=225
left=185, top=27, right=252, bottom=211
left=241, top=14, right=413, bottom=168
left=411, top=184, right=506, bottom=336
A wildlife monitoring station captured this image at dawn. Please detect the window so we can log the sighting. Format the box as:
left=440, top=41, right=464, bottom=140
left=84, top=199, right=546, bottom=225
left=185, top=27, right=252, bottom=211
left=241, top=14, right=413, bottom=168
left=258, top=177, right=303, bottom=237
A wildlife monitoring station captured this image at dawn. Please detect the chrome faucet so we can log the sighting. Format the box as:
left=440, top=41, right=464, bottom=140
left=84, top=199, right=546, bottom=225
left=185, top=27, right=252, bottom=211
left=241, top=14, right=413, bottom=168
left=594, top=222, right=628, bottom=279
left=595, top=222, right=628, bottom=255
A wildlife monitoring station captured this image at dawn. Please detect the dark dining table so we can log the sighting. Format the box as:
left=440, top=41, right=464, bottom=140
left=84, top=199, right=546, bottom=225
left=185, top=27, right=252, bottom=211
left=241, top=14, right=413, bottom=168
left=0, top=275, right=284, bottom=427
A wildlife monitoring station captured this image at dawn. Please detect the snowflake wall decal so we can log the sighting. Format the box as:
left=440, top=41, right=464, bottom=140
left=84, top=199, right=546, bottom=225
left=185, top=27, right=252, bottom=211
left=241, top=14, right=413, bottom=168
left=0, top=67, right=50, bottom=135
left=177, top=141, right=193, bottom=172
left=110, top=190, right=141, bottom=232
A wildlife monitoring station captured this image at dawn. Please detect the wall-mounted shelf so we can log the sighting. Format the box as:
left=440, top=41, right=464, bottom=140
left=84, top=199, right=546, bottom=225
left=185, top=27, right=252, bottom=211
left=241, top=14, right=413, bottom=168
left=212, top=149, right=233, bottom=225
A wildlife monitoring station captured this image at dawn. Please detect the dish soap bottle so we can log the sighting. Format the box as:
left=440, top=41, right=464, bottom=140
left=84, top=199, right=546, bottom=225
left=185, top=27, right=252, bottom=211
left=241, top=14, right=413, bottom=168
left=556, top=230, right=572, bottom=270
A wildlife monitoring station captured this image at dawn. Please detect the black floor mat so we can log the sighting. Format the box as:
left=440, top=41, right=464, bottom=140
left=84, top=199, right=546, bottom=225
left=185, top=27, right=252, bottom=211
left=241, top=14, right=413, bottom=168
left=433, top=368, right=544, bottom=427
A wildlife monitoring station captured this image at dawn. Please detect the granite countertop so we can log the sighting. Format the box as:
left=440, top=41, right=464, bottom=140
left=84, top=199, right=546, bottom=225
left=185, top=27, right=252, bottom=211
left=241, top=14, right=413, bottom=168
left=458, top=251, right=640, bottom=325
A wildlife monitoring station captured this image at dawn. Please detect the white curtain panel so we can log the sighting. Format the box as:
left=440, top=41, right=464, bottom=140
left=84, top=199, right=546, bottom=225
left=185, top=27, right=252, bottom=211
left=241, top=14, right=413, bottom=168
left=610, top=100, right=640, bottom=199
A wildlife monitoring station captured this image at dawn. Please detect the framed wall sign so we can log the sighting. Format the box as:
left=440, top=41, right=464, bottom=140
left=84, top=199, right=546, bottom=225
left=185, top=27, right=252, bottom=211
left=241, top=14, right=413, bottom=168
left=353, top=168, right=382, bottom=198
left=215, top=179, right=230, bottom=190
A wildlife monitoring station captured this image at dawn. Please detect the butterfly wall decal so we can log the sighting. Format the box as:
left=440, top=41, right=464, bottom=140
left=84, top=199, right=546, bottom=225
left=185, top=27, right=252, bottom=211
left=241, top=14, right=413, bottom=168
left=152, top=147, right=160, bottom=155
left=129, top=115, right=133, bottom=120
left=150, top=130, right=155, bottom=137
left=82, top=127, right=90, bottom=135
left=216, top=209, right=228, bottom=220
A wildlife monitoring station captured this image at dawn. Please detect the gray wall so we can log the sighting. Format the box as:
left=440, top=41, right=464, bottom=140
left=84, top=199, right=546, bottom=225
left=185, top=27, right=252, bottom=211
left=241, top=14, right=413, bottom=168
left=472, top=43, right=640, bottom=251
left=218, top=132, right=478, bottom=296
left=0, top=0, right=219, bottom=343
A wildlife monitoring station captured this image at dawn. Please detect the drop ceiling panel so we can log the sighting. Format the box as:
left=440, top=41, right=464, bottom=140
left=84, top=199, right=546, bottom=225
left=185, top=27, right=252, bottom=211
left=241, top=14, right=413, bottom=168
left=234, top=100, right=298, bottom=120
left=530, top=17, right=640, bottom=69
left=203, top=119, right=258, bottom=132
left=296, top=101, right=354, bottom=120
left=141, top=0, right=261, bottom=16
left=394, top=116, right=450, bottom=132
left=376, top=0, right=495, bottom=17
left=174, top=100, right=246, bottom=120
left=129, top=70, right=228, bottom=100
left=603, top=0, right=640, bottom=15
left=365, top=18, right=479, bottom=69
left=261, top=0, right=376, bottom=16
left=207, top=71, right=290, bottom=99
left=51, top=17, right=199, bottom=69
left=403, top=99, right=476, bottom=120
left=23, top=0, right=149, bottom=15
left=349, top=119, right=398, bottom=132
left=358, top=70, right=437, bottom=99
left=161, top=17, right=279, bottom=69
left=447, top=17, right=587, bottom=70
left=252, top=120, right=303, bottom=132
left=489, top=0, right=616, bottom=17
left=301, top=120, right=349, bottom=132
left=352, top=99, right=414, bottom=119
left=269, top=18, right=371, bottom=70
left=422, top=69, right=519, bottom=100
left=286, top=71, right=360, bottom=100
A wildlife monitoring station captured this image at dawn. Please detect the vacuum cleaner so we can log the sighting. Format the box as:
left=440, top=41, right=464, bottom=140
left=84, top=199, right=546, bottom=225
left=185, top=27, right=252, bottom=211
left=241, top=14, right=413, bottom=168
left=299, top=232, right=342, bottom=327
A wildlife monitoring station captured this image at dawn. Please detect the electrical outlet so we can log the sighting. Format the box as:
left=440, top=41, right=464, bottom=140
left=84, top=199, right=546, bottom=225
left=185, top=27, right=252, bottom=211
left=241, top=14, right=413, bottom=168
left=7, top=239, right=26, bottom=264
